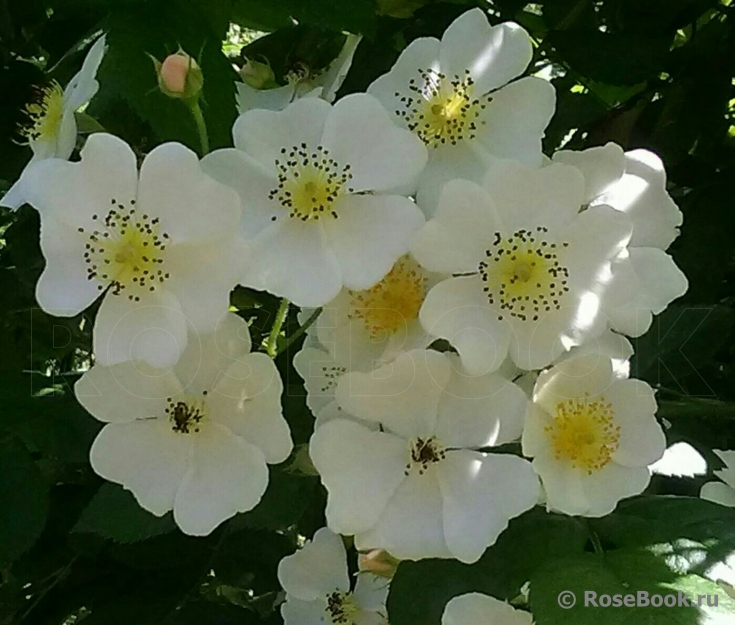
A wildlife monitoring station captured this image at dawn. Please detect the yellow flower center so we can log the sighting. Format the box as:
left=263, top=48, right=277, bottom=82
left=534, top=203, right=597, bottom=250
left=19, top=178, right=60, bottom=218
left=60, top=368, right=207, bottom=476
left=20, top=81, right=66, bottom=144
left=326, top=590, right=359, bottom=625
left=348, top=257, right=426, bottom=339
left=478, top=228, right=570, bottom=322
left=397, top=69, right=490, bottom=148
left=270, top=144, right=353, bottom=221
left=80, top=199, right=170, bottom=301
left=405, top=436, right=446, bottom=476
left=546, top=397, right=621, bottom=474
left=166, top=392, right=208, bottom=435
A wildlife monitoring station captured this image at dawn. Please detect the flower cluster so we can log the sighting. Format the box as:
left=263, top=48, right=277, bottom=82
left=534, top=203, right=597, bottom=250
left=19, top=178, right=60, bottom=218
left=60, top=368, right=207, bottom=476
left=4, top=8, right=697, bottom=624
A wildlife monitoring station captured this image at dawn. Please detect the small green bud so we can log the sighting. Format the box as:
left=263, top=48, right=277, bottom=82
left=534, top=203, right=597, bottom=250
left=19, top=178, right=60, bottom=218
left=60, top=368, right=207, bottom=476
left=240, top=57, right=276, bottom=89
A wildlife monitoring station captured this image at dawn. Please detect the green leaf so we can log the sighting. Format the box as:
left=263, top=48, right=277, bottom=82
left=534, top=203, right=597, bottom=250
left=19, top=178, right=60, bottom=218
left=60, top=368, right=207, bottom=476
left=592, top=496, right=735, bottom=571
left=531, top=496, right=735, bottom=625
left=109, top=529, right=213, bottom=569
left=630, top=304, right=735, bottom=388
left=230, top=467, right=317, bottom=531
left=543, top=0, right=598, bottom=31
left=530, top=548, right=735, bottom=624
left=231, top=0, right=295, bottom=30
left=543, top=79, right=610, bottom=151
left=0, top=437, right=49, bottom=563
left=672, top=180, right=735, bottom=302
left=169, top=602, right=260, bottom=625
left=233, top=0, right=376, bottom=35
left=75, top=555, right=207, bottom=625
left=601, top=0, right=720, bottom=35
left=0, top=372, right=100, bottom=463
left=546, top=30, right=672, bottom=85
left=376, top=0, right=431, bottom=19
left=73, top=483, right=177, bottom=543
left=387, top=508, right=588, bottom=625
left=213, top=528, right=292, bottom=590
left=188, top=0, right=235, bottom=39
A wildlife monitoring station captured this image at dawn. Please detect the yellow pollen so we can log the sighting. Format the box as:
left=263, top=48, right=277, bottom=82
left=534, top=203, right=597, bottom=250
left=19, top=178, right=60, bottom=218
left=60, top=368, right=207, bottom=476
left=478, top=227, right=571, bottom=323
left=80, top=199, right=170, bottom=302
left=545, top=397, right=621, bottom=474
left=513, top=262, right=532, bottom=282
left=165, top=392, right=208, bottom=435
left=20, top=81, right=65, bottom=144
left=326, top=590, right=359, bottom=624
left=269, top=143, right=353, bottom=221
left=348, top=256, right=426, bottom=339
left=114, top=244, right=138, bottom=264
left=396, top=68, right=491, bottom=148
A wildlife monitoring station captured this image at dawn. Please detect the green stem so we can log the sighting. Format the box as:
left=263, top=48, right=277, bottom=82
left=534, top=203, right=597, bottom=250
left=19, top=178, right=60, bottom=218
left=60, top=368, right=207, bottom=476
left=277, top=307, right=322, bottom=356
left=657, top=398, right=735, bottom=420
left=586, top=520, right=605, bottom=556
left=266, top=298, right=290, bottom=358
left=20, top=556, right=78, bottom=623
left=187, top=99, right=210, bottom=155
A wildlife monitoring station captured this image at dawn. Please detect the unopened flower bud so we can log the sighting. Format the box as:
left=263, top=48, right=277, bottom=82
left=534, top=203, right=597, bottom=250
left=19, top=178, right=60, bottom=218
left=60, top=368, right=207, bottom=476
left=358, top=549, right=400, bottom=579
left=240, top=58, right=276, bottom=89
left=152, top=50, right=204, bottom=100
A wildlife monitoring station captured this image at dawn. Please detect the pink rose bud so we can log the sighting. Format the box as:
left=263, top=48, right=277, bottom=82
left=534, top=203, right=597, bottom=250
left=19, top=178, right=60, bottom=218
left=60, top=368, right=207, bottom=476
left=152, top=50, right=204, bottom=100
left=161, top=54, right=191, bottom=94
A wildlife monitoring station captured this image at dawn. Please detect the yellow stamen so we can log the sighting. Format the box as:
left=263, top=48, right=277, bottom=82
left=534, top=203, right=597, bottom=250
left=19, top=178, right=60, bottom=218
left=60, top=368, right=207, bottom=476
left=479, top=227, right=570, bottom=323
left=397, top=69, right=490, bottom=148
left=326, top=590, right=360, bottom=624
left=270, top=144, right=353, bottom=221
left=20, top=81, right=66, bottom=144
left=546, top=397, right=621, bottom=474
left=348, top=256, right=426, bottom=338
left=80, top=199, right=170, bottom=302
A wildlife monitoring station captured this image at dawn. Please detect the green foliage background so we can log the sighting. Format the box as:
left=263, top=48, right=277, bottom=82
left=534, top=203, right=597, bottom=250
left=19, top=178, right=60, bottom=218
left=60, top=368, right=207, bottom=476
left=1, top=0, right=735, bottom=623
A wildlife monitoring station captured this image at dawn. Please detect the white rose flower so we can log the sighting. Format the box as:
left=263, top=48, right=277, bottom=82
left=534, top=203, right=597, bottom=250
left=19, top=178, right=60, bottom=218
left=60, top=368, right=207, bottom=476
left=522, top=353, right=667, bottom=517
left=701, top=450, right=735, bottom=508
left=411, top=161, right=633, bottom=374
left=16, top=132, right=245, bottom=368
left=294, top=255, right=444, bottom=417
left=294, top=342, right=350, bottom=417
left=201, top=95, right=427, bottom=307
left=278, top=527, right=389, bottom=625
left=292, top=342, right=379, bottom=431
left=292, top=307, right=353, bottom=427
left=513, top=327, right=635, bottom=400
left=75, top=313, right=293, bottom=536
left=292, top=328, right=379, bottom=431
left=442, top=593, right=533, bottom=625
left=236, top=34, right=361, bottom=113
left=553, top=143, right=688, bottom=337
left=3, top=35, right=108, bottom=210
left=367, top=8, right=555, bottom=214
left=310, top=349, right=539, bottom=563
left=319, top=255, right=444, bottom=368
